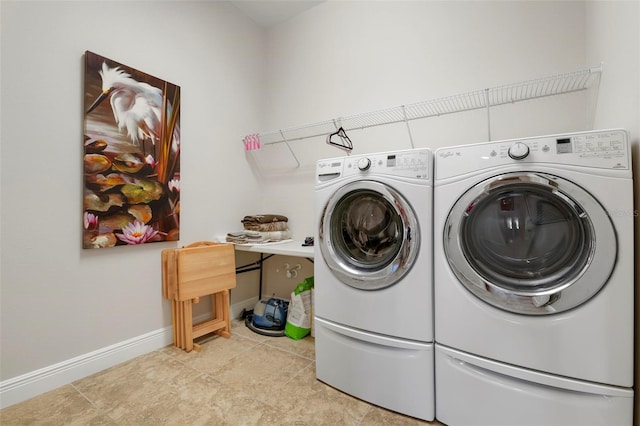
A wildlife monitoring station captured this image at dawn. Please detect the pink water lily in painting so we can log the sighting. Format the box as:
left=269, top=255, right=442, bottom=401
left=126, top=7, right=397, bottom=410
left=84, top=212, right=98, bottom=230
left=116, top=220, right=160, bottom=245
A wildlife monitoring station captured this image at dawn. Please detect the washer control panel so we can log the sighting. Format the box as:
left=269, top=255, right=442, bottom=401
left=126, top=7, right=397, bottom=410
left=317, top=148, right=431, bottom=182
left=435, top=129, right=630, bottom=180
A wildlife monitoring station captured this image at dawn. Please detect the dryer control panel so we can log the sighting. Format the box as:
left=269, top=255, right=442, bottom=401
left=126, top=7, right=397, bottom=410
left=317, top=148, right=431, bottom=183
left=435, top=129, right=630, bottom=180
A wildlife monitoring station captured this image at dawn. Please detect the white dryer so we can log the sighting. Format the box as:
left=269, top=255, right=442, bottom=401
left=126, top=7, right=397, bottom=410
left=433, top=129, right=634, bottom=426
left=314, top=148, right=434, bottom=421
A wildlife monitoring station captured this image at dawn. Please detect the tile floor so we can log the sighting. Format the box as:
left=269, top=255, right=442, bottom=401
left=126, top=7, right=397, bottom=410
left=1, top=320, right=443, bottom=425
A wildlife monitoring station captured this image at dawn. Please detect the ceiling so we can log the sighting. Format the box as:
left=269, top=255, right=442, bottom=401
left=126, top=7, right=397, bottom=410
left=230, top=1, right=325, bottom=29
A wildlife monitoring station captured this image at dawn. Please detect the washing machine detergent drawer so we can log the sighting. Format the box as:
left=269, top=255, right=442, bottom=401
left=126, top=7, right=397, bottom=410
left=314, top=317, right=434, bottom=421
left=435, top=345, right=633, bottom=426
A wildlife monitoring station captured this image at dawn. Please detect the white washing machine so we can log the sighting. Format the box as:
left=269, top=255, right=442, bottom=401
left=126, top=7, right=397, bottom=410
left=314, top=148, right=434, bottom=421
left=433, top=129, right=634, bottom=426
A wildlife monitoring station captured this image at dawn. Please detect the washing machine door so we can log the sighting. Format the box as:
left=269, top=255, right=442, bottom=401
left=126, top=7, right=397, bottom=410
left=319, top=180, right=419, bottom=290
left=444, top=172, right=616, bottom=315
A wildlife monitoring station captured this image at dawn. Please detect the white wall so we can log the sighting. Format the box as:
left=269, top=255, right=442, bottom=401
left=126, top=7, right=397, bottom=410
left=586, top=1, right=640, bottom=139
left=256, top=0, right=592, bottom=238
left=584, top=2, right=640, bottom=423
left=0, top=0, right=264, bottom=388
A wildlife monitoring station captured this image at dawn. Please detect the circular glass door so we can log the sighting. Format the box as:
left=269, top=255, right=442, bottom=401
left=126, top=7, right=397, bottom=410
left=444, top=172, right=616, bottom=314
left=319, top=180, right=419, bottom=290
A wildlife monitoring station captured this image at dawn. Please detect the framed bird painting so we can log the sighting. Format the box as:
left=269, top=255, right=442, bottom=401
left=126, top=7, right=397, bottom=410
left=83, top=51, right=180, bottom=249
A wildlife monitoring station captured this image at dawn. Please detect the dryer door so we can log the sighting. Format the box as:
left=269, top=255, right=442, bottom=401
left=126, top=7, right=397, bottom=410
left=444, top=172, right=616, bottom=315
left=319, top=180, right=419, bottom=290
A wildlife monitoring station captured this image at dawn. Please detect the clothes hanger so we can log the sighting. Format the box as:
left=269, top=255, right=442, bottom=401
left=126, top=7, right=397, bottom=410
left=326, top=126, right=353, bottom=153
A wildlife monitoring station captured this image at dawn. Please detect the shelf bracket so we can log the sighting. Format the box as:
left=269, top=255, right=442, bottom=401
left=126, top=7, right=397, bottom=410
left=484, top=88, right=492, bottom=142
left=279, top=130, right=300, bottom=168
left=401, top=105, right=415, bottom=149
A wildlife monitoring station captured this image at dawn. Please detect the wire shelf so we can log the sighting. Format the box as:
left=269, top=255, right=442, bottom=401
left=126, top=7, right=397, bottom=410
left=244, top=64, right=602, bottom=163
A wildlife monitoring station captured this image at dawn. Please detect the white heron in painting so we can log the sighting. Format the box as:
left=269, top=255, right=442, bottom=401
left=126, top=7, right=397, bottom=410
left=87, top=62, right=179, bottom=151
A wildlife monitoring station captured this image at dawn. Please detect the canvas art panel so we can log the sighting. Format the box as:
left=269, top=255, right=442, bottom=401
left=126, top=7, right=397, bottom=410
left=83, top=51, right=180, bottom=249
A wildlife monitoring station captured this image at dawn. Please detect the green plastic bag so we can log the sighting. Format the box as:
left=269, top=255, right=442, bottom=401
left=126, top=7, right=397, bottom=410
left=285, top=276, right=314, bottom=340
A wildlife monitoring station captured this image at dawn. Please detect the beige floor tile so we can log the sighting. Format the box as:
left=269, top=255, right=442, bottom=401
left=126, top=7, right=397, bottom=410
left=107, top=373, right=285, bottom=426
left=2, top=327, right=444, bottom=425
left=72, top=351, right=202, bottom=421
left=262, top=334, right=315, bottom=360
left=263, top=363, right=373, bottom=425
left=0, top=384, right=115, bottom=426
left=360, top=405, right=442, bottom=425
left=162, top=333, right=261, bottom=374
left=230, top=318, right=273, bottom=343
left=207, top=342, right=313, bottom=401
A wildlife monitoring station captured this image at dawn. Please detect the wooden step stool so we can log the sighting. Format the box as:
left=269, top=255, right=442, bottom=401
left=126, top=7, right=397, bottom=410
left=162, top=241, right=236, bottom=352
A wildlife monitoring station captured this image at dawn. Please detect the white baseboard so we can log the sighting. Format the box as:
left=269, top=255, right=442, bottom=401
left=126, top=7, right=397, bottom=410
left=0, top=326, right=173, bottom=409
left=0, top=297, right=261, bottom=409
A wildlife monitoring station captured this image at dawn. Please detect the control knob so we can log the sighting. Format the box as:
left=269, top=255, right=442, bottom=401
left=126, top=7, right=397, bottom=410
left=357, top=157, right=372, bottom=171
left=508, top=142, right=530, bottom=160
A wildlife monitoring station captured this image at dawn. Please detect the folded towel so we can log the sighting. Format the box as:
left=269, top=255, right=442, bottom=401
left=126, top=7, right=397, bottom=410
left=226, top=230, right=292, bottom=244
left=256, top=230, right=291, bottom=241
left=243, top=221, right=289, bottom=232
left=226, top=231, right=263, bottom=243
left=241, top=214, right=288, bottom=225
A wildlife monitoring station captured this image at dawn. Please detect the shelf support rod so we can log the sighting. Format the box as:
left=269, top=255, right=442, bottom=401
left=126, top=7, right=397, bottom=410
left=401, top=105, right=415, bottom=149
left=586, top=62, right=603, bottom=129
left=484, top=88, right=492, bottom=141
left=279, top=130, right=300, bottom=168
